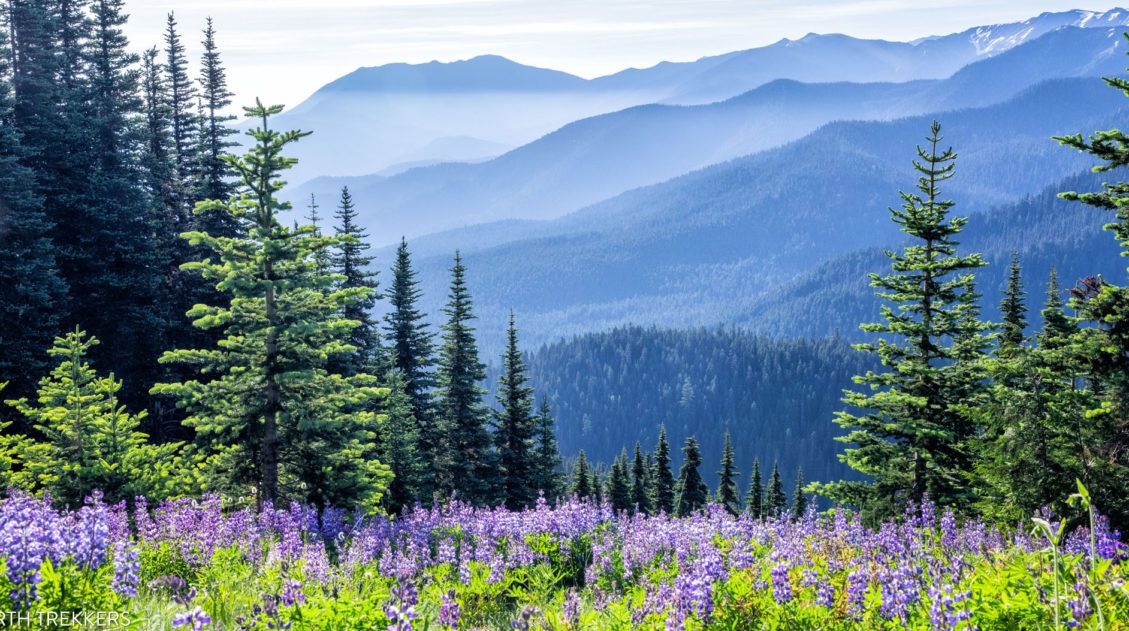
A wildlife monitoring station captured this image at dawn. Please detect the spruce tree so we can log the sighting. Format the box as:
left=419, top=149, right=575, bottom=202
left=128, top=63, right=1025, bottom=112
left=716, top=431, right=740, bottom=515
left=532, top=399, right=564, bottom=502
left=193, top=16, right=237, bottom=219
left=377, top=369, right=422, bottom=514
left=590, top=468, right=603, bottom=505
left=571, top=450, right=592, bottom=499
left=0, top=384, right=31, bottom=491
left=152, top=102, right=390, bottom=509
left=607, top=448, right=632, bottom=512
left=791, top=468, right=807, bottom=518
left=823, top=121, right=987, bottom=518
left=331, top=186, right=381, bottom=376
left=305, top=194, right=330, bottom=274
left=0, top=14, right=65, bottom=396
left=436, top=252, right=494, bottom=504
left=631, top=441, right=652, bottom=515
left=767, top=461, right=787, bottom=517
left=998, top=251, right=1027, bottom=357
left=651, top=424, right=675, bottom=514
left=673, top=436, right=708, bottom=517
left=383, top=238, right=437, bottom=496
left=746, top=458, right=764, bottom=518
left=495, top=310, right=540, bottom=509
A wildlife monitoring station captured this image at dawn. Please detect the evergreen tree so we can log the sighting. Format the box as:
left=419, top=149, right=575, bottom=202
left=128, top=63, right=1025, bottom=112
left=792, top=468, right=808, bottom=518
left=377, top=369, right=421, bottom=514
left=571, top=450, right=592, bottom=499
left=330, top=186, right=381, bottom=376
left=383, top=238, right=437, bottom=496
left=823, top=121, right=987, bottom=518
left=767, top=461, right=787, bottom=517
left=163, top=12, right=197, bottom=214
left=590, top=468, right=603, bottom=505
left=673, top=436, right=708, bottom=517
left=193, top=16, right=237, bottom=221
left=305, top=193, right=330, bottom=274
left=1038, top=268, right=1076, bottom=349
left=0, top=384, right=31, bottom=491
left=716, top=431, right=740, bottom=515
left=998, top=251, right=1027, bottom=357
left=436, top=253, right=494, bottom=504
left=0, top=13, right=65, bottom=396
left=746, top=458, right=764, bottom=518
left=532, top=399, right=564, bottom=502
left=607, top=448, right=632, bottom=512
left=495, top=310, right=539, bottom=509
left=651, top=425, right=675, bottom=514
left=152, top=102, right=390, bottom=509
left=631, top=441, right=652, bottom=515
left=9, top=329, right=183, bottom=506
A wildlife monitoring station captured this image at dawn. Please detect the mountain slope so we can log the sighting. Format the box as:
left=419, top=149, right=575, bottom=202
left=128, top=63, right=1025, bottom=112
left=290, top=27, right=1127, bottom=242
left=384, top=79, right=1127, bottom=356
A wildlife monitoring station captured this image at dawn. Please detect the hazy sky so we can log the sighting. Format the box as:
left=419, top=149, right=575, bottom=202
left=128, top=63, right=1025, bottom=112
left=122, top=1, right=1122, bottom=109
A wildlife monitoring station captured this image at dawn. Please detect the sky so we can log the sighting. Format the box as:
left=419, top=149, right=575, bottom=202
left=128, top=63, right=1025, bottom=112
left=122, top=1, right=1123, bottom=109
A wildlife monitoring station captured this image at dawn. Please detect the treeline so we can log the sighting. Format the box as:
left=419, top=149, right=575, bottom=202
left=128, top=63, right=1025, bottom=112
left=507, top=328, right=872, bottom=486
left=0, top=4, right=564, bottom=513
left=564, top=425, right=806, bottom=519
left=814, top=112, right=1129, bottom=529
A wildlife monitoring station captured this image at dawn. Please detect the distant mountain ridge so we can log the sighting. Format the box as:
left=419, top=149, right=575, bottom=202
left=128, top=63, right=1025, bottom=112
left=290, top=26, right=1127, bottom=244
left=274, top=7, right=1129, bottom=183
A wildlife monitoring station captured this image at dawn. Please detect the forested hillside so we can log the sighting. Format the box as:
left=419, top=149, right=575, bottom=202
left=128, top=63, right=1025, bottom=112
left=502, top=328, right=872, bottom=489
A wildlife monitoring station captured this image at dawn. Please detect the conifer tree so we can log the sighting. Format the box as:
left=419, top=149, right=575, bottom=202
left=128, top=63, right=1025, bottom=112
left=998, top=252, right=1027, bottom=357
left=532, top=399, right=564, bottom=502
left=590, top=468, right=603, bottom=505
left=767, top=461, right=787, bottom=517
left=331, top=186, right=381, bottom=376
left=436, top=253, right=494, bottom=504
left=163, top=12, right=197, bottom=213
left=305, top=194, right=330, bottom=274
left=631, top=441, right=652, bottom=515
left=495, top=310, right=539, bottom=509
left=377, top=369, right=421, bottom=514
left=651, top=425, right=675, bottom=514
left=193, top=17, right=237, bottom=217
left=0, top=14, right=65, bottom=395
left=716, top=431, right=740, bottom=515
left=792, top=468, right=808, bottom=518
left=0, top=384, right=31, bottom=491
left=746, top=458, right=764, bottom=518
left=1038, top=268, right=1075, bottom=348
left=823, top=121, right=987, bottom=518
left=571, top=450, right=592, bottom=499
left=153, top=102, right=390, bottom=509
left=9, top=329, right=183, bottom=506
left=384, top=238, right=437, bottom=495
left=607, top=448, right=632, bottom=512
left=674, top=436, right=708, bottom=517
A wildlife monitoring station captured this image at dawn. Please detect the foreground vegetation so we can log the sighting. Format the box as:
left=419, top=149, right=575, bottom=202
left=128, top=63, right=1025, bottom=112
left=1, top=489, right=1125, bottom=630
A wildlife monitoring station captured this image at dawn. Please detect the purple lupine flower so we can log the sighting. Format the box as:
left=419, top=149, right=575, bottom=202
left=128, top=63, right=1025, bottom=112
left=384, top=581, right=418, bottom=631
left=771, top=562, right=792, bottom=604
left=111, top=541, right=140, bottom=598
left=172, top=607, right=211, bottom=630
left=280, top=579, right=306, bottom=607
left=438, top=589, right=460, bottom=629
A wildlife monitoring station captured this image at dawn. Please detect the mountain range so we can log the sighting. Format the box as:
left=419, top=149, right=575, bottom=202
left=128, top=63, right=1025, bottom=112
left=274, top=8, right=1129, bottom=184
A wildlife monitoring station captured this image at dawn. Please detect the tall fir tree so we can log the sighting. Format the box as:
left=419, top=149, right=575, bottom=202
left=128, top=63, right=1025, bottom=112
left=330, top=186, right=381, bottom=376
left=495, top=310, right=539, bottom=509
left=631, top=441, right=652, bottom=515
left=571, top=450, right=592, bottom=499
left=383, top=238, right=438, bottom=497
left=746, top=458, right=764, bottom=518
left=998, top=251, right=1027, bottom=357
left=673, top=436, right=708, bottom=517
left=163, top=12, right=196, bottom=216
left=532, top=399, right=564, bottom=502
left=436, top=252, right=494, bottom=504
left=716, top=431, right=740, bottom=515
left=823, top=121, right=987, bottom=519
left=152, top=102, right=390, bottom=509
left=193, top=16, right=237, bottom=229
left=791, top=468, right=808, bottom=518
left=651, top=424, right=675, bottom=514
left=0, top=10, right=65, bottom=396
left=767, top=461, right=787, bottom=517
